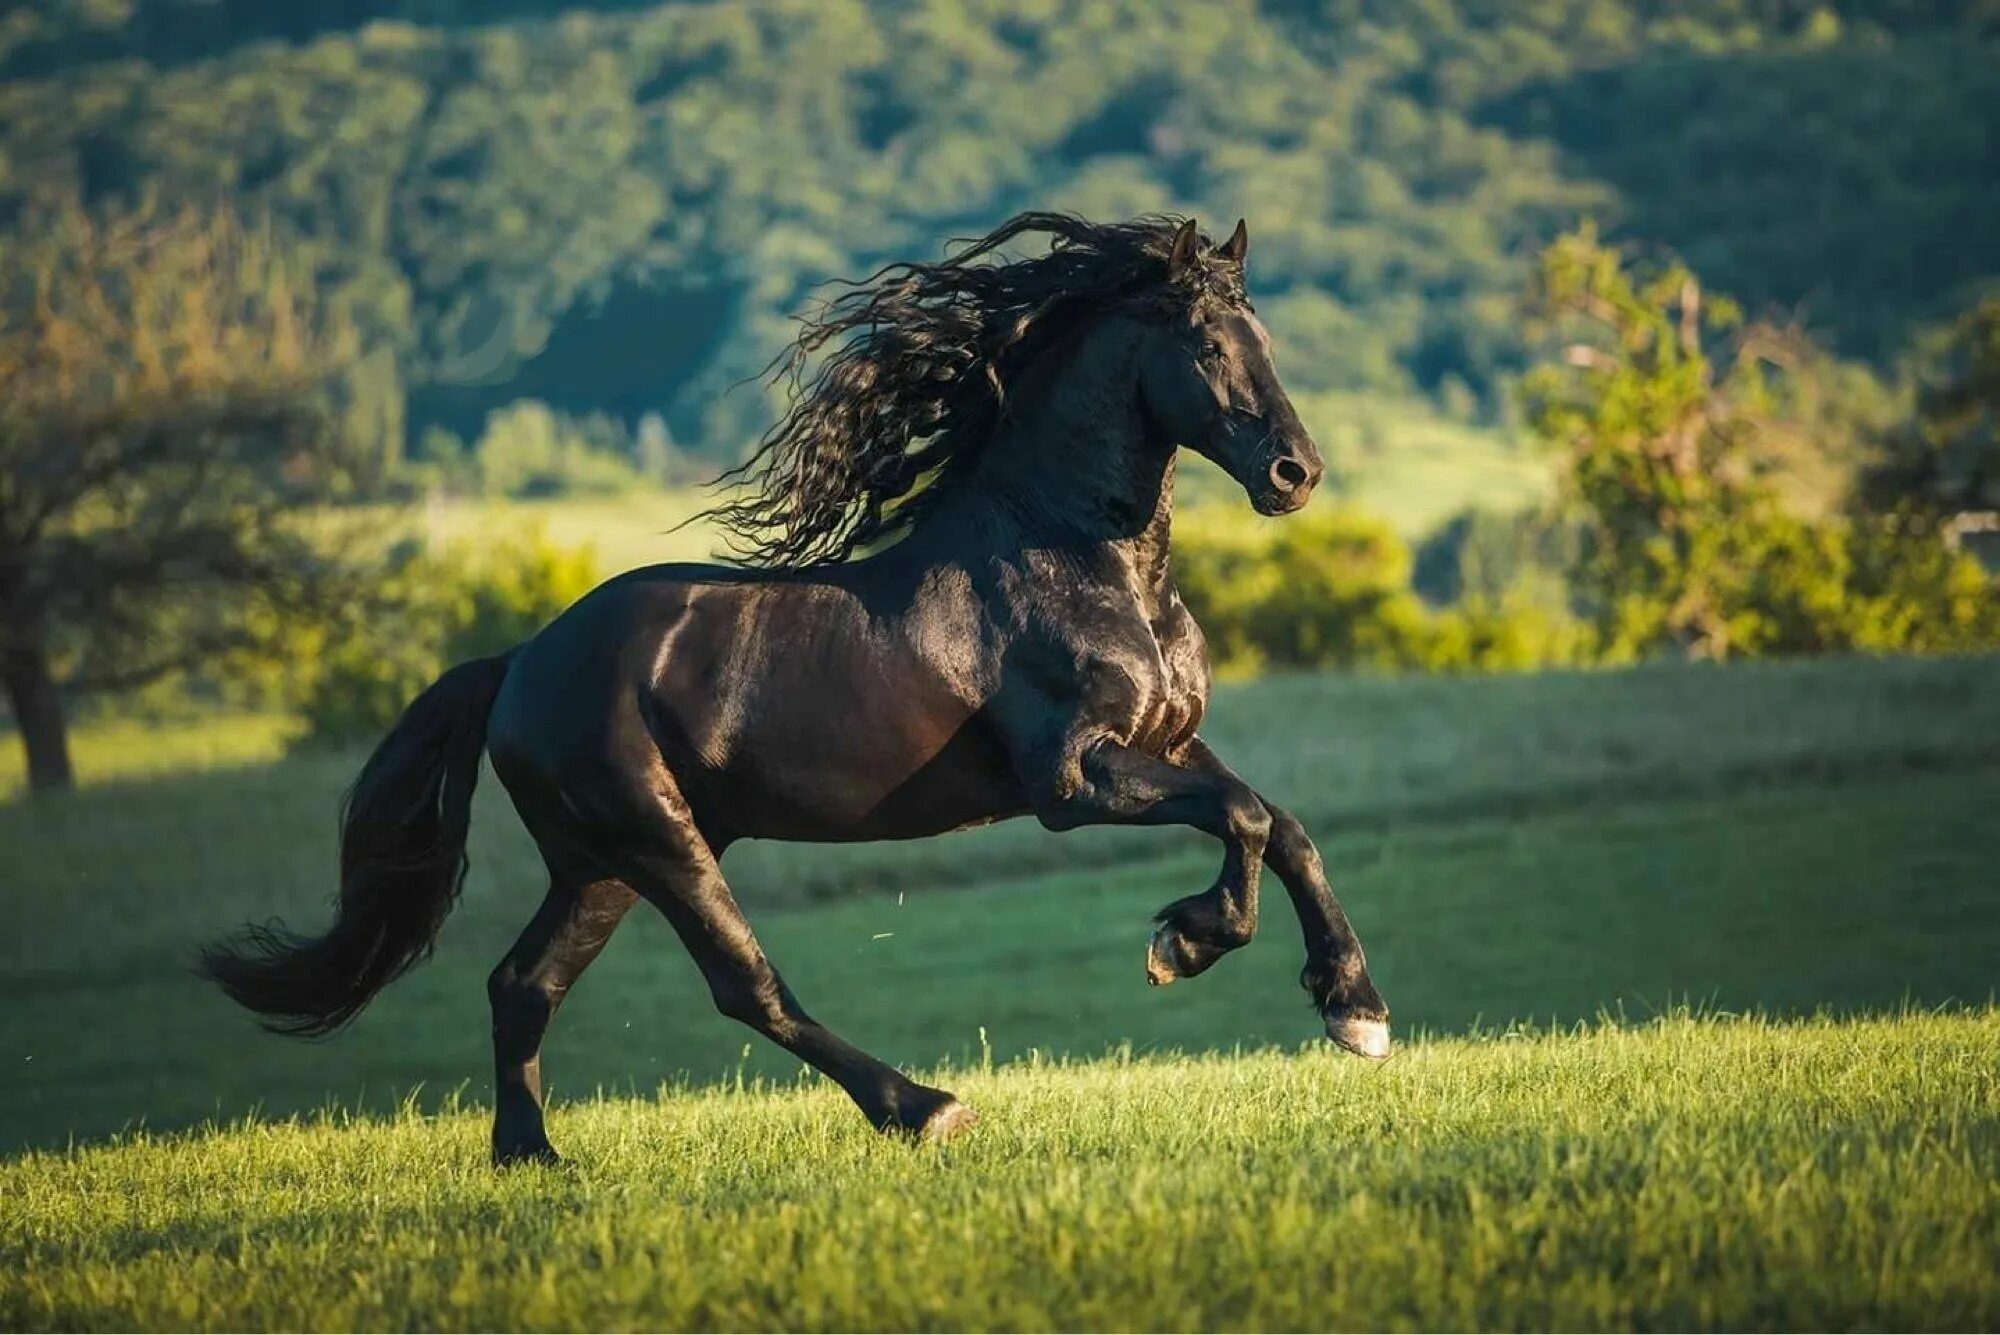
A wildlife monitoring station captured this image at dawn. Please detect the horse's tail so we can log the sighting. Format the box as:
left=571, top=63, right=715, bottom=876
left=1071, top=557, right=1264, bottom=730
left=199, top=651, right=516, bottom=1037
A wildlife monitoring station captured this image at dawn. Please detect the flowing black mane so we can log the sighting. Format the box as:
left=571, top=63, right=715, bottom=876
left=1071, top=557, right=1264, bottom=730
left=703, top=211, right=1249, bottom=567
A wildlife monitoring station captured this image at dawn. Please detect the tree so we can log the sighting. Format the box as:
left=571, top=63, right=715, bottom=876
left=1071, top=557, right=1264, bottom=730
left=0, top=202, right=364, bottom=792
left=1861, top=294, right=2000, bottom=526
left=1523, top=226, right=2000, bottom=662
left=1523, top=224, right=1788, bottom=659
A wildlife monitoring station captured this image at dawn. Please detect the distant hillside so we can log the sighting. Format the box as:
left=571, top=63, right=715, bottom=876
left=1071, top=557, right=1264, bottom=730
left=4, top=0, right=1997, bottom=480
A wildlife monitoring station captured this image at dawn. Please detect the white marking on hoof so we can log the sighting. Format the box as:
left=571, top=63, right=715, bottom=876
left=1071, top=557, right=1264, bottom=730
left=921, top=1098, right=980, bottom=1143
left=1145, top=924, right=1180, bottom=986
left=1327, top=1016, right=1392, bottom=1060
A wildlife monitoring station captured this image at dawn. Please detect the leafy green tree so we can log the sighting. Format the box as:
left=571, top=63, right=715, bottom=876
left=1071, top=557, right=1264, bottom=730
left=0, top=202, right=367, bottom=792
left=1523, top=226, right=2000, bottom=661
left=1176, top=508, right=1438, bottom=677
left=1524, top=224, right=1775, bottom=659
left=1176, top=505, right=1593, bottom=676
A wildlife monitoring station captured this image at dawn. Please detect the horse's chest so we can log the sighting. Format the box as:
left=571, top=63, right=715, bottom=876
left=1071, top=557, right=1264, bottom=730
left=1125, top=605, right=1209, bottom=756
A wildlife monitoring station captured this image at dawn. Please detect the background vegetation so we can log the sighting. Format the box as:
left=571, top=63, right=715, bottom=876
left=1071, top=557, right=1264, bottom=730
left=4, top=0, right=1998, bottom=468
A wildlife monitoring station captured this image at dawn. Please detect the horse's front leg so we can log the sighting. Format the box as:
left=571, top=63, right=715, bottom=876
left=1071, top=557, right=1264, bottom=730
left=1178, top=738, right=1391, bottom=1058
left=1030, top=737, right=1272, bottom=983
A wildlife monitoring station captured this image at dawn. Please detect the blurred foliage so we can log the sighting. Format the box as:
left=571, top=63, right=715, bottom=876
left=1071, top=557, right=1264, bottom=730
left=407, top=402, right=699, bottom=498
left=1174, top=507, right=1594, bottom=677
left=1862, top=295, right=2000, bottom=520
left=1412, top=505, right=1584, bottom=608
left=2, top=0, right=1996, bottom=469
left=1178, top=228, right=1999, bottom=680
left=289, top=528, right=598, bottom=743
left=1523, top=226, right=2000, bottom=662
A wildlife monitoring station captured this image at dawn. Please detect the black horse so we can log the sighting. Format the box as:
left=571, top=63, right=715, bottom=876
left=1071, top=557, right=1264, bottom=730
left=203, top=213, right=1391, bottom=1164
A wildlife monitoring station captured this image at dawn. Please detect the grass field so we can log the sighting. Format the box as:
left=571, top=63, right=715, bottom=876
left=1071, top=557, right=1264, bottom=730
left=4, top=1013, right=1994, bottom=1331
left=1297, top=393, right=1551, bottom=535
left=2, top=654, right=1997, bottom=1328
left=416, top=488, right=724, bottom=575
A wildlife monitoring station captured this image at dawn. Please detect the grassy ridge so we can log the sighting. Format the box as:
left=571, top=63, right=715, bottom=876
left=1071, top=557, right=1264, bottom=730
left=3, top=1012, right=1995, bottom=1330
left=1, top=655, right=1995, bottom=1153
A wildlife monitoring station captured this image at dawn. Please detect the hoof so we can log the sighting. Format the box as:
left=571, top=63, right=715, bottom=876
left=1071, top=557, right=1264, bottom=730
left=1326, top=1015, right=1392, bottom=1060
left=493, top=1140, right=562, bottom=1169
left=1145, top=923, right=1182, bottom=986
left=919, top=1098, right=980, bottom=1144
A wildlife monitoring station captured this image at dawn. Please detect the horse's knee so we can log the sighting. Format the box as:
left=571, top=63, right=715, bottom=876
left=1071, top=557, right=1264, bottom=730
left=1266, top=807, right=1322, bottom=879
left=707, top=969, right=797, bottom=1038
left=1223, top=785, right=1271, bottom=850
left=488, top=962, right=550, bottom=1010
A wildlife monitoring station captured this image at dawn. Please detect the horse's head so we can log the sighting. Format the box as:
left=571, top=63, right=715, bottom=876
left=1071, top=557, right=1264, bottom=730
left=1137, top=219, right=1323, bottom=516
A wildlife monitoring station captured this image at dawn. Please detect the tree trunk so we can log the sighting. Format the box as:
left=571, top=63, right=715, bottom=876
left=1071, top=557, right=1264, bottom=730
left=2, top=629, right=74, bottom=793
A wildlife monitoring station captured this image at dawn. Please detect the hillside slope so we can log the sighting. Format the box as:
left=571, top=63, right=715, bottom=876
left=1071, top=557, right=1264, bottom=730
left=5, top=1, right=1995, bottom=466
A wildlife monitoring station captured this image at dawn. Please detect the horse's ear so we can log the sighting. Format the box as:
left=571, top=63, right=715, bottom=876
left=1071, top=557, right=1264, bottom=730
left=1167, top=217, right=1201, bottom=279
left=1218, top=218, right=1248, bottom=267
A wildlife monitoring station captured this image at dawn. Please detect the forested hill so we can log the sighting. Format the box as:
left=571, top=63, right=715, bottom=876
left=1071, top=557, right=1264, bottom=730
left=4, top=0, right=1998, bottom=464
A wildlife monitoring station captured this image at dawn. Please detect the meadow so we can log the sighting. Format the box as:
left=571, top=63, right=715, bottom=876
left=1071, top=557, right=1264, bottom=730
left=1, top=653, right=1996, bottom=1328
left=5, top=1014, right=1994, bottom=1331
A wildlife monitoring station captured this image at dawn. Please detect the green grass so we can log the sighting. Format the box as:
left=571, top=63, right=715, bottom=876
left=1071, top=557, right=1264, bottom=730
left=3, top=1013, right=1994, bottom=1330
left=0, top=711, right=297, bottom=803
left=3, top=654, right=1997, bottom=1150
left=1293, top=392, right=1552, bottom=535
left=2, top=654, right=1997, bottom=1328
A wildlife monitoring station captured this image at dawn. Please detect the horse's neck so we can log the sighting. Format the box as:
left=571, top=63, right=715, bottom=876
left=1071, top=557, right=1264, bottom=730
left=1121, top=453, right=1178, bottom=615
left=940, top=320, right=1180, bottom=611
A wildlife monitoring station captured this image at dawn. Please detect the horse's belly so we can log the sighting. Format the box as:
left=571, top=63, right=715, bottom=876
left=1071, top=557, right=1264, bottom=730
left=652, top=615, right=1022, bottom=842
left=685, top=706, right=1027, bottom=843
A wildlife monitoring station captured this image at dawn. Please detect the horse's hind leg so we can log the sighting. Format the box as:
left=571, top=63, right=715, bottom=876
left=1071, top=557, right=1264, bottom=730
left=488, top=876, right=636, bottom=1165
left=614, top=791, right=977, bottom=1141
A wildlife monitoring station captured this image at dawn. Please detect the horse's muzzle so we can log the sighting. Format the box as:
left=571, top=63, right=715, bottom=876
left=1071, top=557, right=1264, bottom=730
left=1252, top=452, right=1321, bottom=514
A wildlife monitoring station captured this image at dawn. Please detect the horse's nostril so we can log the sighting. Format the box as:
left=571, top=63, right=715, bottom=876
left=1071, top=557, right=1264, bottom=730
left=1270, top=456, right=1311, bottom=492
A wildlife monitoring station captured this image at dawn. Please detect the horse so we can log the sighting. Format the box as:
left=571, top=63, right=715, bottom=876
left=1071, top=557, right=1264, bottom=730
left=201, top=212, right=1392, bottom=1165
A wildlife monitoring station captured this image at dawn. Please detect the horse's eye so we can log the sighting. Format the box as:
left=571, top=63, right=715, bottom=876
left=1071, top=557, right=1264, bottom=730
left=1199, top=340, right=1224, bottom=363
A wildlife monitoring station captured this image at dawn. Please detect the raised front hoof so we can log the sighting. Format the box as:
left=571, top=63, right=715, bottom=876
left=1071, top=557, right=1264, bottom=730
left=1145, top=921, right=1229, bottom=986
left=492, top=1138, right=563, bottom=1169
left=1325, top=1014, right=1392, bottom=1061
left=1145, top=923, right=1183, bottom=986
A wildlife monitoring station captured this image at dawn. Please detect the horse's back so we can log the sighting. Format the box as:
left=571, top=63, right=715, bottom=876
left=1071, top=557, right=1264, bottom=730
left=487, top=560, right=1027, bottom=848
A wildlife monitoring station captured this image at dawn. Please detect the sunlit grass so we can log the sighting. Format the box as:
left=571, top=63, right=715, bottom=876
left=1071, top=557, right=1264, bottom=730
left=2, top=654, right=1994, bottom=1153
left=411, top=487, right=723, bottom=574
left=1294, top=392, right=1552, bottom=535
left=0, top=711, right=297, bottom=802
left=2, top=1011, right=1993, bottom=1330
